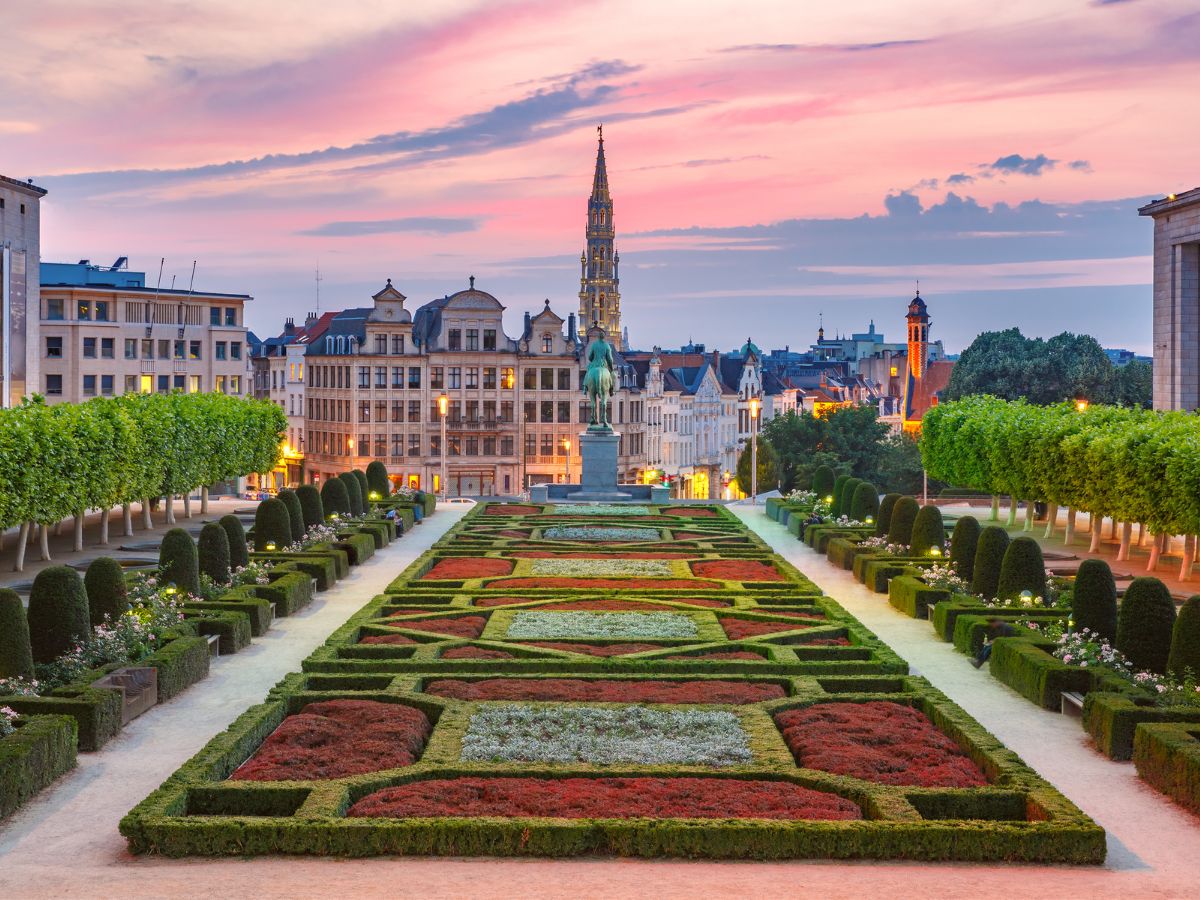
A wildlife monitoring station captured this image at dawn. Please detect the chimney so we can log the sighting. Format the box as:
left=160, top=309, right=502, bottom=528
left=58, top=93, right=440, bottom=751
left=567, top=312, right=576, bottom=340
left=284, top=317, right=295, bottom=335
left=305, top=311, right=317, bottom=328
left=712, top=350, right=720, bottom=371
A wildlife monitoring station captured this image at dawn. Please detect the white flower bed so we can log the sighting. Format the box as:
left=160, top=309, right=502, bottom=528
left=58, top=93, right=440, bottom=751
left=542, top=525, right=660, bottom=542
left=506, top=611, right=698, bottom=639
left=528, top=558, right=673, bottom=578
left=551, top=504, right=651, bottom=516
left=460, top=705, right=752, bottom=766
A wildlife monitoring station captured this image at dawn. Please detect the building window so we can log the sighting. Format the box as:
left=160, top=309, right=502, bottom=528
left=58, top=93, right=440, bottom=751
left=374, top=434, right=387, bottom=457
left=46, top=298, right=64, bottom=320
left=448, top=436, right=461, bottom=456
left=449, top=400, right=461, bottom=422
left=541, top=368, right=554, bottom=390
left=78, top=301, right=92, bottom=321
left=408, top=434, right=420, bottom=456
left=139, top=374, right=152, bottom=393
left=159, top=374, right=171, bottom=393
left=141, top=338, right=153, bottom=359
left=466, top=400, right=479, bottom=422
left=392, top=400, right=403, bottom=422
left=215, top=342, right=227, bottom=360
left=190, top=340, right=201, bottom=360
left=523, top=401, right=536, bottom=423
left=541, top=433, right=554, bottom=456
left=392, top=366, right=404, bottom=387
left=448, top=367, right=461, bottom=389
left=375, top=366, right=387, bottom=388
left=375, top=334, right=387, bottom=355
left=430, top=435, right=441, bottom=457
left=558, top=401, right=571, bottom=423
left=524, top=368, right=537, bottom=390
left=542, top=334, right=552, bottom=353
left=358, top=400, right=371, bottom=423
left=159, top=339, right=170, bottom=359
left=465, top=436, right=479, bottom=456
left=124, top=338, right=137, bottom=359
left=392, top=433, right=404, bottom=458
left=392, top=335, right=404, bottom=355
left=483, top=367, right=496, bottom=389
left=448, top=328, right=461, bottom=351
left=483, top=328, right=496, bottom=351
left=230, top=376, right=240, bottom=394
left=466, top=329, right=479, bottom=351
left=95, top=301, right=110, bottom=322
left=231, top=341, right=241, bottom=360
left=225, top=308, right=237, bottom=326
left=430, top=367, right=444, bottom=389
left=558, top=368, right=571, bottom=390
left=375, top=400, right=387, bottom=422
left=45, top=336, right=62, bottom=358
left=171, top=340, right=183, bottom=360
left=483, top=436, right=496, bottom=456
left=483, top=400, right=496, bottom=422
left=500, top=436, right=513, bottom=455
left=501, top=400, right=513, bottom=422
left=210, top=306, right=221, bottom=325
left=501, top=367, right=515, bottom=389
left=101, top=338, right=114, bottom=359
left=189, top=375, right=201, bottom=393
left=173, top=374, right=185, bottom=391
left=408, top=400, right=420, bottom=422
left=124, top=375, right=137, bottom=394
left=358, top=434, right=369, bottom=457
left=524, top=434, right=536, bottom=458
left=541, top=400, right=554, bottom=423
left=46, top=374, right=63, bottom=395
left=466, top=367, right=479, bottom=389
left=358, top=366, right=370, bottom=388
left=83, top=337, right=97, bottom=358
left=408, top=366, right=421, bottom=388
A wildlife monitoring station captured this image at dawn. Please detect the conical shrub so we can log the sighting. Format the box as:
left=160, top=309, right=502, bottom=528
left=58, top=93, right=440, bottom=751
left=910, top=505, right=946, bottom=556
left=198, top=522, right=232, bottom=584
left=838, top=479, right=862, bottom=520
left=353, top=470, right=370, bottom=506
left=1167, top=595, right=1200, bottom=679
left=26, top=566, right=90, bottom=664
left=277, top=489, right=305, bottom=542
left=159, top=528, right=200, bottom=595
left=321, top=478, right=351, bottom=516
left=220, top=515, right=249, bottom=569
left=1072, top=558, right=1118, bottom=642
left=812, top=465, right=836, bottom=500
left=995, top=536, right=1046, bottom=600
left=296, top=484, right=324, bottom=530
left=1117, top=577, right=1176, bottom=674
left=255, top=498, right=294, bottom=551
left=0, top=588, right=34, bottom=679
left=876, top=493, right=901, bottom=537
left=340, top=472, right=364, bottom=516
left=971, top=526, right=1010, bottom=598
left=887, top=497, right=920, bottom=546
left=366, top=461, right=392, bottom=499
left=950, top=516, right=980, bottom=582
left=84, top=556, right=128, bottom=626
left=830, top=475, right=849, bottom=517
left=849, top=482, right=880, bottom=524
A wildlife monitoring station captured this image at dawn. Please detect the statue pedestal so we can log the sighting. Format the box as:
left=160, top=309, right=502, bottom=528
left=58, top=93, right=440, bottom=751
left=569, top=430, right=631, bottom=501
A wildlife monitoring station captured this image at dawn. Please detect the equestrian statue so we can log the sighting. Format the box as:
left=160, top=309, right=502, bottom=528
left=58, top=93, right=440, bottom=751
left=583, top=332, right=615, bottom=431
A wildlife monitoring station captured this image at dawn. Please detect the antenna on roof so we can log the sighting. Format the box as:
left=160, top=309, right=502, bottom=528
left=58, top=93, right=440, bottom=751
left=187, top=260, right=196, bottom=296
left=148, top=257, right=164, bottom=329
left=315, top=259, right=323, bottom=314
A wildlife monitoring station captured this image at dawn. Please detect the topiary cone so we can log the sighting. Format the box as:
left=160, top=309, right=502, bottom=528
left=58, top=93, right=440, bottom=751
left=950, top=516, right=980, bottom=582
left=321, top=478, right=351, bottom=517
left=849, top=482, right=880, bottom=524
left=84, top=556, right=128, bottom=626
left=1117, top=576, right=1176, bottom=674
left=26, top=566, right=91, bottom=664
left=296, top=484, right=325, bottom=530
left=995, top=536, right=1046, bottom=600
left=909, top=505, right=946, bottom=557
left=255, top=498, right=294, bottom=551
left=0, top=588, right=34, bottom=679
left=160, top=528, right=200, bottom=595
left=887, top=497, right=920, bottom=546
left=1072, top=558, right=1118, bottom=642
left=1167, top=595, right=1200, bottom=679
left=198, top=522, right=232, bottom=584
left=366, top=461, right=392, bottom=499
left=876, top=494, right=901, bottom=538
left=220, top=515, right=250, bottom=570
left=830, top=475, right=849, bottom=517
left=277, top=489, right=305, bottom=542
left=971, top=526, right=1010, bottom=599
left=812, top=465, right=836, bottom=499
left=837, top=479, right=862, bottom=520
left=340, top=472, right=364, bottom=516
left=353, top=470, right=370, bottom=506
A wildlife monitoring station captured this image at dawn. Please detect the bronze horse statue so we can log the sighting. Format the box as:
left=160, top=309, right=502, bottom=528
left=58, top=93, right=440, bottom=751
left=583, top=334, right=615, bottom=430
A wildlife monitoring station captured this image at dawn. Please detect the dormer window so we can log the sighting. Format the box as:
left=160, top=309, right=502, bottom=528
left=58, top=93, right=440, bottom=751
left=542, top=334, right=552, bottom=353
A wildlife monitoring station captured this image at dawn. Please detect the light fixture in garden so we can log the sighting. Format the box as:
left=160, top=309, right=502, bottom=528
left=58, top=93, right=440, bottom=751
left=265, top=541, right=276, bottom=551
left=369, top=491, right=380, bottom=501
left=865, top=516, right=874, bottom=525
left=438, top=393, right=449, bottom=503
left=749, top=392, right=761, bottom=507
left=1076, top=398, right=1089, bottom=412
left=929, top=546, right=942, bottom=557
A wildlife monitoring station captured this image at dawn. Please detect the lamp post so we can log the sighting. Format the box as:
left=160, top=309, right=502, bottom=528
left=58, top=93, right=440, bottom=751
left=438, top=393, right=448, bottom=502
left=562, top=437, right=571, bottom=483
left=749, top=395, right=761, bottom=506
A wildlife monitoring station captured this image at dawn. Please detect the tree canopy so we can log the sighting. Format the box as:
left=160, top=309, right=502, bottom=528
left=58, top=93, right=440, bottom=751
left=760, top=405, right=889, bottom=493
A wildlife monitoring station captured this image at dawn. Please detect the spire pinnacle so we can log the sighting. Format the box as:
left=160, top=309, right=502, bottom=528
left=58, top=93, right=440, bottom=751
left=591, top=124, right=609, bottom=198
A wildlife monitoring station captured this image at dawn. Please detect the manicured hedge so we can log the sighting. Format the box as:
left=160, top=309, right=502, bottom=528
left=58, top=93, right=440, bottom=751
left=988, top=638, right=1094, bottom=711
left=1133, top=722, right=1200, bottom=816
left=970, top=526, right=1009, bottom=599
left=1073, top=559, right=1117, bottom=642
left=909, top=506, right=945, bottom=557
left=887, top=575, right=949, bottom=619
left=0, top=588, right=34, bottom=679
left=949, top=516, right=980, bottom=582
left=1083, top=691, right=1200, bottom=761
left=876, top=494, right=900, bottom=538
left=1168, top=595, right=1200, bottom=678
left=887, top=498, right=919, bottom=546
left=1117, top=577, right=1176, bottom=674
left=0, top=714, right=77, bottom=820
left=85, top=557, right=129, bottom=626
left=995, top=537, right=1046, bottom=601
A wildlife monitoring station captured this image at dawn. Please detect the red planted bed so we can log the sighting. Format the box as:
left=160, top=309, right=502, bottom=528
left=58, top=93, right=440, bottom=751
left=231, top=700, right=430, bottom=781
left=510, top=551, right=688, bottom=560
left=360, top=634, right=418, bottom=645
left=422, top=558, right=513, bottom=580
left=721, top=618, right=821, bottom=639
left=520, top=641, right=662, bottom=657
left=388, top=616, right=487, bottom=638
left=423, top=678, right=785, bottom=704
left=662, top=507, right=718, bottom=518
left=497, top=529, right=531, bottom=539
left=485, top=505, right=543, bottom=516
left=440, top=646, right=514, bottom=660
left=348, top=776, right=861, bottom=821
left=774, top=701, right=988, bottom=788
left=665, top=651, right=765, bottom=661
left=691, top=559, right=784, bottom=582
left=487, top=577, right=721, bottom=590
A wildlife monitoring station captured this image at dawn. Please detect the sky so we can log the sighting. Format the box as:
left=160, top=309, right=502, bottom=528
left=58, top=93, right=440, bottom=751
left=5, top=0, right=1197, bottom=354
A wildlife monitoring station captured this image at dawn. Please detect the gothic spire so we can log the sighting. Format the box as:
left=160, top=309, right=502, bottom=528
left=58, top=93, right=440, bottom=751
left=592, top=124, right=609, bottom=199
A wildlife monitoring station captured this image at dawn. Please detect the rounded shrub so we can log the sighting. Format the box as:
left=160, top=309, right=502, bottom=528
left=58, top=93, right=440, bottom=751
left=0, top=588, right=34, bottom=679
left=830, top=475, right=850, bottom=517
left=1168, top=595, right=1200, bottom=678
left=159, top=528, right=200, bottom=596
left=339, top=472, right=364, bottom=517
left=950, top=516, right=980, bottom=582
left=26, top=566, right=91, bottom=664
left=84, top=556, right=128, bottom=626
left=887, top=497, right=920, bottom=546
left=366, top=461, right=392, bottom=499
left=876, top=493, right=901, bottom=538
left=220, top=515, right=249, bottom=570
left=838, top=479, right=862, bottom=520
left=970, top=526, right=1010, bottom=599
left=849, top=482, right=880, bottom=524
left=995, top=536, right=1046, bottom=600
left=909, top=505, right=946, bottom=556
left=353, top=469, right=370, bottom=505
left=297, top=484, right=325, bottom=530
left=1117, top=576, right=1176, bottom=674
left=321, top=477, right=352, bottom=517
left=277, top=489, right=305, bottom=542
left=1072, top=558, right=1118, bottom=642
left=198, top=522, right=232, bottom=585
left=255, top=498, right=294, bottom=551
left=812, top=465, right=836, bottom=500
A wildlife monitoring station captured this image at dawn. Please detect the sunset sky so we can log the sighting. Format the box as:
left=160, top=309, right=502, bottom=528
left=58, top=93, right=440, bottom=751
left=5, top=0, right=1197, bottom=353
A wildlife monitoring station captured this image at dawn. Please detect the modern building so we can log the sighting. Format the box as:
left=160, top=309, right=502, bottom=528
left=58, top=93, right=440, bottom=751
left=38, top=258, right=252, bottom=403
left=1, top=175, right=47, bottom=407
left=1139, top=188, right=1200, bottom=410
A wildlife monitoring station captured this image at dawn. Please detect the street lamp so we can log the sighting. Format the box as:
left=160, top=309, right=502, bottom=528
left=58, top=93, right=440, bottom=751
left=562, top=437, right=571, bottom=483
left=437, top=393, right=448, bottom=502
left=749, top=395, right=761, bottom=506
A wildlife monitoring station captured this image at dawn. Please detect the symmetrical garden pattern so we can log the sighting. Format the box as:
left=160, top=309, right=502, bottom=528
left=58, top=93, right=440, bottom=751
left=122, top=503, right=1104, bottom=861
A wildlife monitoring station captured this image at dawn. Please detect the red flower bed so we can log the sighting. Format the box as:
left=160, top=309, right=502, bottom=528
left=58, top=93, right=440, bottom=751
left=520, top=641, right=662, bottom=657
left=721, top=618, right=820, bottom=639
left=665, top=651, right=766, bottom=661
left=672, top=531, right=719, bottom=540
left=691, top=559, right=784, bottom=582
left=360, top=634, right=418, bottom=645
left=497, top=529, right=531, bottom=539
left=389, top=616, right=487, bottom=638
left=348, top=776, right=861, bottom=821
left=520, top=599, right=680, bottom=612
left=473, top=596, right=538, bottom=608
left=487, top=577, right=720, bottom=590
left=424, top=678, right=785, bottom=704
left=795, top=636, right=851, bottom=646
left=387, top=608, right=448, bottom=617
left=769, top=610, right=827, bottom=618
left=231, top=700, right=430, bottom=781
left=774, top=701, right=988, bottom=788
left=510, top=551, right=688, bottom=560
left=662, top=507, right=718, bottom=518
left=422, top=558, right=513, bottom=580
left=440, top=646, right=514, bottom=660
left=485, top=505, right=542, bottom=516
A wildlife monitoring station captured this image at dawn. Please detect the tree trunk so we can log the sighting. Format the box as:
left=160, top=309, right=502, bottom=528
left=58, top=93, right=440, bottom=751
left=1089, top=516, right=1103, bottom=553
left=1147, top=533, right=1163, bottom=571
left=123, top=504, right=134, bottom=537
left=1179, top=535, right=1196, bottom=582
left=1109, top=517, right=1119, bottom=540
left=1117, top=522, right=1132, bottom=561
left=183, top=492, right=192, bottom=519
left=54, top=518, right=64, bottom=537
left=989, top=496, right=1000, bottom=521
left=73, top=512, right=85, bottom=552
left=100, top=508, right=110, bottom=545
left=1006, top=497, right=1018, bottom=527
left=165, top=494, right=176, bottom=525
left=1023, top=501, right=1035, bottom=532
left=201, top=485, right=209, bottom=515
left=1065, top=508, right=1077, bottom=545
left=39, top=524, right=51, bottom=561
left=1043, top=502, right=1058, bottom=539
left=142, top=499, right=153, bottom=530
left=12, top=522, right=30, bottom=572
left=1138, top=522, right=1147, bottom=547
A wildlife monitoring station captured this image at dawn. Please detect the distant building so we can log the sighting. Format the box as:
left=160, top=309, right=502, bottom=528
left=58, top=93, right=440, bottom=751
left=899, top=291, right=954, bottom=433
left=1, top=174, right=47, bottom=407
left=577, top=127, right=623, bottom=349
left=1140, top=188, right=1200, bottom=410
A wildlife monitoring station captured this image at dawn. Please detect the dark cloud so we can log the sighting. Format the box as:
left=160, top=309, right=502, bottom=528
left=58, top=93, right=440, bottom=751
left=988, top=153, right=1057, bottom=176
left=297, top=217, right=481, bottom=237
left=945, top=172, right=975, bottom=185
left=1068, top=159, right=1094, bottom=172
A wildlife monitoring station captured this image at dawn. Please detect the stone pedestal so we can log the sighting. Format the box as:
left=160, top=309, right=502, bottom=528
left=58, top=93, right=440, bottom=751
left=569, top=430, right=631, bottom=501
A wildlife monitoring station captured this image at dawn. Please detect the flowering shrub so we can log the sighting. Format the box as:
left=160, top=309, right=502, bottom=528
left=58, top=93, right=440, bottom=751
left=505, top=611, right=698, bottom=640
left=519, top=641, right=663, bottom=657
left=440, top=646, right=514, bottom=660
left=0, top=706, right=17, bottom=737
left=858, top=536, right=909, bottom=554
left=485, top=504, right=543, bottom=516
left=691, top=560, right=783, bottom=582
left=542, top=525, right=660, bottom=542
left=486, top=577, right=720, bottom=590
left=422, top=558, right=514, bottom=580
left=1051, top=631, right=1200, bottom=706
left=721, top=618, right=821, bottom=640
left=922, top=563, right=971, bottom=594
left=785, top=489, right=818, bottom=504
left=775, top=701, right=988, bottom=788
left=0, top=677, right=39, bottom=697
left=551, top=504, right=650, bottom=516
left=393, top=485, right=418, bottom=501
left=348, top=776, right=862, bottom=821
left=460, top=705, right=752, bottom=766
left=425, top=678, right=786, bottom=704
left=661, top=507, right=717, bottom=517
left=528, top=558, right=674, bottom=578
left=230, top=700, right=430, bottom=781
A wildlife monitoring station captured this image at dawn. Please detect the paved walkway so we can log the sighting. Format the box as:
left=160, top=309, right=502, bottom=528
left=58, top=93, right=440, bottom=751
left=3, top=502, right=1197, bottom=899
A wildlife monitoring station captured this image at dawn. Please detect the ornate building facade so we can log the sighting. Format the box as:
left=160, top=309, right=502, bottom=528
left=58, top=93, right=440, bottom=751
left=578, top=127, right=623, bottom=350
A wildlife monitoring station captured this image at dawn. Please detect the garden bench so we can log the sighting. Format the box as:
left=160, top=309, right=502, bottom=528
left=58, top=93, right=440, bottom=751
left=205, top=633, right=221, bottom=657
left=1061, top=691, right=1085, bottom=717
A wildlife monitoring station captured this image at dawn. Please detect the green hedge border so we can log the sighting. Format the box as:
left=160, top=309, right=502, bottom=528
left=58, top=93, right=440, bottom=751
left=1133, top=722, right=1200, bottom=816
left=0, top=713, right=77, bottom=820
